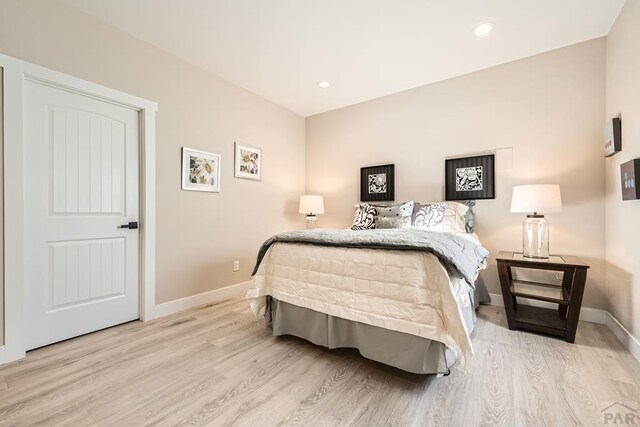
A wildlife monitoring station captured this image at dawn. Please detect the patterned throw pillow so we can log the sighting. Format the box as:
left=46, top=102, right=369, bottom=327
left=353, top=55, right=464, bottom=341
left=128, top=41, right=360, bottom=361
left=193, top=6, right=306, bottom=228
left=373, top=201, right=414, bottom=218
left=351, top=203, right=377, bottom=230
left=413, top=201, right=469, bottom=233
left=374, top=201, right=413, bottom=229
left=376, top=216, right=411, bottom=229
left=412, top=203, right=447, bottom=230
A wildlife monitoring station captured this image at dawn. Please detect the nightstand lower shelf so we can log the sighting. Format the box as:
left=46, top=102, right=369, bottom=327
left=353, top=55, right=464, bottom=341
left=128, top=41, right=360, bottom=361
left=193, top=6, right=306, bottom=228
left=496, top=251, right=590, bottom=343
left=514, top=305, right=567, bottom=338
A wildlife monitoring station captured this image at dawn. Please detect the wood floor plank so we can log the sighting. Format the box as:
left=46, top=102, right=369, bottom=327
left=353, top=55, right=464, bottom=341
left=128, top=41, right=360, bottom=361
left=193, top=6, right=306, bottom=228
left=214, top=350, right=341, bottom=426
left=0, top=297, right=638, bottom=426
left=512, top=333, right=561, bottom=426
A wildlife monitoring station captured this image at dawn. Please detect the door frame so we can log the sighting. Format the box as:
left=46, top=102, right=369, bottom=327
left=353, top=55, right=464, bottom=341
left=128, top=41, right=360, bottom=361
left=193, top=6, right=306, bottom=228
left=0, top=53, right=158, bottom=365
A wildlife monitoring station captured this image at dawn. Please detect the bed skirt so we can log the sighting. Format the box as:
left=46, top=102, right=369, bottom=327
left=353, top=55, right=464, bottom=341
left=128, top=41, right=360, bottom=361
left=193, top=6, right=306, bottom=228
left=266, top=295, right=478, bottom=375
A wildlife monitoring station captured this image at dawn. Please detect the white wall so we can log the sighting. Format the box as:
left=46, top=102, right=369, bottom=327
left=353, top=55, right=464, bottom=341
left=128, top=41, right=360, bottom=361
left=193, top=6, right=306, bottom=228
left=0, top=0, right=306, bottom=305
left=605, top=0, right=640, bottom=341
left=306, top=39, right=607, bottom=309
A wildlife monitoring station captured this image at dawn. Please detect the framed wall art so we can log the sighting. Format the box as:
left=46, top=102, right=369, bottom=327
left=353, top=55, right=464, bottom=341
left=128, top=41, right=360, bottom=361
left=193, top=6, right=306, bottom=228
left=604, top=116, right=622, bottom=157
left=445, top=154, right=495, bottom=201
left=360, top=164, right=395, bottom=202
left=234, top=142, right=261, bottom=181
left=621, top=158, right=640, bottom=201
left=181, top=147, right=221, bottom=193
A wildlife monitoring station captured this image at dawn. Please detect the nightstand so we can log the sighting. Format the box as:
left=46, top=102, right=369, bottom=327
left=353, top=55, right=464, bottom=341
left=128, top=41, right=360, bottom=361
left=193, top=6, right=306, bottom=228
left=496, top=251, right=590, bottom=343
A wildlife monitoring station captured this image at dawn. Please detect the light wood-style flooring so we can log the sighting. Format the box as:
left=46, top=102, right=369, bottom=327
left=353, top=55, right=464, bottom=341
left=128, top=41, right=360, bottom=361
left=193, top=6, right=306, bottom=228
left=1, top=298, right=639, bottom=426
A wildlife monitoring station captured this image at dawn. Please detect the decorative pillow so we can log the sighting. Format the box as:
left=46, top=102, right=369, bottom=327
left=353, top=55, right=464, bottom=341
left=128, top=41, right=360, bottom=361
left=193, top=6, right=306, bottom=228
left=373, top=201, right=414, bottom=218
left=439, top=202, right=469, bottom=233
left=463, top=201, right=475, bottom=233
left=412, top=203, right=447, bottom=230
left=412, top=201, right=469, bottom=233
left=351, top=203, right=377, bottom=230
left=448, top=202, right=470, bottom=233
left=376, top=216, right=411, bottom=229
left=374, top=201, right=413, bottom=229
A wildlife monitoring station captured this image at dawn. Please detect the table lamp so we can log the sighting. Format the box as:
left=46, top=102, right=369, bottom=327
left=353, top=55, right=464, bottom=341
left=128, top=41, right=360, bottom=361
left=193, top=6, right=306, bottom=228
left=510, top=184, right=562, bottom=259
left=299, top=195, right=324, bottom=229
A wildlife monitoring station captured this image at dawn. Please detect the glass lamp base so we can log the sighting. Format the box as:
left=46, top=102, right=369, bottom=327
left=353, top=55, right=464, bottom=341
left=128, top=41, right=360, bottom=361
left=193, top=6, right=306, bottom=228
left=305, top=215, right=318, bottom=229
left=522, top=216, right=549, bottom=259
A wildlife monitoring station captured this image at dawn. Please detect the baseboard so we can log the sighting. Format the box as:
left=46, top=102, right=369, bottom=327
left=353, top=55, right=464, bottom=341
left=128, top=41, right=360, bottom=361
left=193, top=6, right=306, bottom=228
left=487, top=292, right=640, bottom=364
left=151, top=281, right=251, bottom=320
left=487, top=293, right=607, bottom=324
left=606, top=312, right=640, bottom=364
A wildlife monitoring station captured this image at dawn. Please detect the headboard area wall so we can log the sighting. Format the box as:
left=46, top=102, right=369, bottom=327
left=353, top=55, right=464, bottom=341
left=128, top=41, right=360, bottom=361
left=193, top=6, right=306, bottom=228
left=306, top=38, right=607, bottom=309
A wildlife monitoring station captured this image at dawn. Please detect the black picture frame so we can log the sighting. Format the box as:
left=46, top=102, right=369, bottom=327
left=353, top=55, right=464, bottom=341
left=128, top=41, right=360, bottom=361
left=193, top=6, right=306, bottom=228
left=445, top=154, right=495, bottom=201
left=620, top=159, right=640, bottom=201
left=360, top=164, right=395, bottom=202
left=604, top=117, right=622, bottom=157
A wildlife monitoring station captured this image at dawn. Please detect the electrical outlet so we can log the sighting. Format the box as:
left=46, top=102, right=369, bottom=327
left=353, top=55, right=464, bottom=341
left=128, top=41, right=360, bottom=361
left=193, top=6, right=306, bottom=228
left=233, top=260, right=240, bottom=272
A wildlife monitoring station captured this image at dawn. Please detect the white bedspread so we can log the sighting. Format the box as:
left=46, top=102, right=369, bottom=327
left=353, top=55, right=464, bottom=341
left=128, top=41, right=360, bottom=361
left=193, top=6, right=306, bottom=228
left=246, top=241, right=476, bottom=366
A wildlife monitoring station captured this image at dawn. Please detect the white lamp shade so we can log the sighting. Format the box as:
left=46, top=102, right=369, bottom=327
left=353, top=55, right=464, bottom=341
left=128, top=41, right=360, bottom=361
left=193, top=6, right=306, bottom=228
left=299, top=195, right=324, bottom=215
left=510, top=185, right=562, bottom=214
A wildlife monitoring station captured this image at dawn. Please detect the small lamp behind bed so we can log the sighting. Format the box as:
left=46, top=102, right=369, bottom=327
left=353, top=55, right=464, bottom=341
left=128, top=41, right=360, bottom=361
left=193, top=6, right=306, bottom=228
left=299, top=195, right=324, bottom=229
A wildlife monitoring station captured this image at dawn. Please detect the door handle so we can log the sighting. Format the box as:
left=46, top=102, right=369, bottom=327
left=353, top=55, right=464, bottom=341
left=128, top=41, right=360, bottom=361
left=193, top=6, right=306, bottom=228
left=120, top=221, right=139, bottom=230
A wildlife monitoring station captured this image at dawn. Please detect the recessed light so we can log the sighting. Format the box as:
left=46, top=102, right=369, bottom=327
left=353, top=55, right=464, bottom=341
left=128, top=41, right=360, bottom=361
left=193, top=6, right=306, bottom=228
left=473, top=22, right=494, bottom=37
left=318, top=81, right=330, bottom=88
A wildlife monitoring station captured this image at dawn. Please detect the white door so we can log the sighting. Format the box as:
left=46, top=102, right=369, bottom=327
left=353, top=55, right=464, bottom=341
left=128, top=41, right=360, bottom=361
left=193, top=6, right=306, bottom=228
left=24, top=79, right=140, bottom=350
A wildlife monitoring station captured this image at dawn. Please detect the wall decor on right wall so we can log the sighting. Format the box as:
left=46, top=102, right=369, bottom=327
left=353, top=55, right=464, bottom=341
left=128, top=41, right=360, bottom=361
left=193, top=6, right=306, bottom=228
left=620, top=159, right=640, bottom=201
left=445, top=154, right=495, bottom=201
left=604, top=116, right=622, bottom=157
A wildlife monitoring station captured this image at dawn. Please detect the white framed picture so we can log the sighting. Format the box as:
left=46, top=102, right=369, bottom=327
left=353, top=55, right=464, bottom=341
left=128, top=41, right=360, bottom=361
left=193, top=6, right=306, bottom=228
left=181, top=147, right=221, bottom=193
left=234, top=142, right=261, bottom=181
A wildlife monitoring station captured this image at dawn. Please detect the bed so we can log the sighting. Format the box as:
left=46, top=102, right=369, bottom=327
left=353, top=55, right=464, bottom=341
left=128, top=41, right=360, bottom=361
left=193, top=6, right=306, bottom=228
left=246, top=204, right=489, bottom=375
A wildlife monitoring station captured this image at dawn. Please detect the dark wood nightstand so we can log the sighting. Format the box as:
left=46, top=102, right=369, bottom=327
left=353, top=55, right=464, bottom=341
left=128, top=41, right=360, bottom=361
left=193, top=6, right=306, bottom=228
left=496, top=251, right=590, bottom=343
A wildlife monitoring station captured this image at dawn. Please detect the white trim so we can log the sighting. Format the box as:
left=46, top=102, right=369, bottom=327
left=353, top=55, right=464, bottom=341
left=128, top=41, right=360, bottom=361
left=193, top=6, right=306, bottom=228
left=152, top=281, right=251, bottom=319
left=140, top=107, right=156, bottom=321
left=0, top=53, right=157, bottom=365
left=0, top=56, right=26, bottom=364
left=487, top=293, right=607, bottom=324
left=487, top=292, right=640, bottom=364
left=606, top=312, right=640, bottom=364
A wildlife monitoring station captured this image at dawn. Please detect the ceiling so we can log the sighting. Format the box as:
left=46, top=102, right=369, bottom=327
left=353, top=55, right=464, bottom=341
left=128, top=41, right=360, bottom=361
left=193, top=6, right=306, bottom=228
left=61, top=0, right=625, bottom=117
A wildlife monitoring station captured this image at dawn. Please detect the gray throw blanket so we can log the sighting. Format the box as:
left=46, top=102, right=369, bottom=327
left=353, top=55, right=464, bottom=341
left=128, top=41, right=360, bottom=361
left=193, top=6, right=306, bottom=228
left=252, top=229, right=489, bottom=286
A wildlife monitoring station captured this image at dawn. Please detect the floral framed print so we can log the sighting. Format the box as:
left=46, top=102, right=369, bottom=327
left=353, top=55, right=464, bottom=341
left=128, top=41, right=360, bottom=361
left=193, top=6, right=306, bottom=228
left=445, top=154, right=495, bottom=201
left=360, top=164, right=395, bottom=202
left=234, top=142, right=261, bottom=181
left=181, top=147, right=221, bottom=193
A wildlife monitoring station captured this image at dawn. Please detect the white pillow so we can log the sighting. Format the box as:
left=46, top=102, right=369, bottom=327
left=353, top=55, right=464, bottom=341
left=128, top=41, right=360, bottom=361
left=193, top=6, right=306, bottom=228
left=441, top=202, right=469, bottom=233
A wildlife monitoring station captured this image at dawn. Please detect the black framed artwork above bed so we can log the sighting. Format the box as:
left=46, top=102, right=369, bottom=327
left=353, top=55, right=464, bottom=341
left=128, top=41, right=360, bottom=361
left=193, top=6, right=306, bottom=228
left=445, top=154, right=495, bottom=201
left=361, top=164, right=395, bottom=202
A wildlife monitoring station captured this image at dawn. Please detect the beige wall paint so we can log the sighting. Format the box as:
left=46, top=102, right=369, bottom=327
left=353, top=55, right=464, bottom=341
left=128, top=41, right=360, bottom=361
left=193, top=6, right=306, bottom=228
left=0, top=0, right=305, bottom=304
left=306, top=39, right=607, bottom=309
left=605, top=1, right=640, bottom=341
